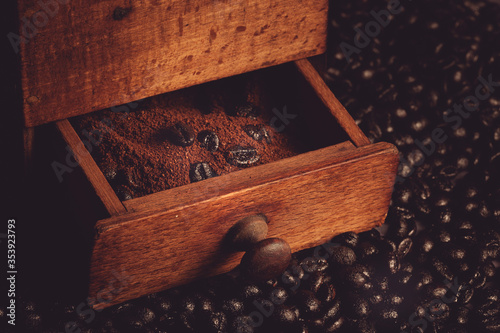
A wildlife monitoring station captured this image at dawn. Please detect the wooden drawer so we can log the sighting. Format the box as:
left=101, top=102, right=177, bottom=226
left=54, top=58, right=399, bottom=309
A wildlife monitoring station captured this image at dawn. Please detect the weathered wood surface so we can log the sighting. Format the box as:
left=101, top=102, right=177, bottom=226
left=294, top=59, right=371, bottom=147
left=56, top=119, right=127, bottom=216
left=18, top=0, right=328, bottom=127
left=89, top=141, right=398, bottom=309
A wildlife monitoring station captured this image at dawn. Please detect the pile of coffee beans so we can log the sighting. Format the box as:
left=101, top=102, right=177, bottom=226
left=174, top=101, right=270, bottom=174
left=7, top=0, right=499, bottom=332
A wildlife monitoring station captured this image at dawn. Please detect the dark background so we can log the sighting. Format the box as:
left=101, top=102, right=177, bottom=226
left=2, top=0, right=500, bottom=332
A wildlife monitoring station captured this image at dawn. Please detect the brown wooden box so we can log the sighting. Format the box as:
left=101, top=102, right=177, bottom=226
left=17, top=0, right=399, bottom=308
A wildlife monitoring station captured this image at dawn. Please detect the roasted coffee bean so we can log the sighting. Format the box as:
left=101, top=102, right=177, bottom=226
left=440, top=243, right=466, bottom=262
left=425, top=301, right=450, bottom=321
left=295, top=290, right=321, bottom=317
left=415, top=196, right=432, bottom=218
left=392, top=185, right=414, bottom=206
left=309, top=315, right=326, bottom=332
left=343, top=264, right=372, bottom=289
left=231, top=316, right=254, bottom=333
left=269, top=305, right=299, bottom=330
left=195, top=294, right=215, bottom=313
left=397, top=237, right=413, bottom=259
left=356, top=241, right=380, bottom=261
left=466, top=269, right=487, bottom=289
left=304, top=272, right=327, bottom=294
left=234, top=102, right=260, bottom=118
left=397, top=270, right=412, bottom=285
left=430, top=206, right=453, bottom=225
left=484, top=319, right=500, bottom=332
left=431, top=257, right=455, bottom=281
left=331, top=232, right=359, bottom=248
left=240, top=284, right=263, bottom=301
left=281, top=261, right=305, bottom=289
left=124, top=306, right=155, bottom=327
left=414, top=234, right=435, bottom=256
left=413, top=270, right=434, bottom=291
left=376, top=306, right=399, bottom=330
left=179, top=295, right=197, bottom=313
left=387, top=293, right=404, bottom=307
left=178, top=310, right=196, bottom=331
left=456, top=284, right=474, bottom=304
left=456, top=260, right=471, bottom=275
left=399, top=321, right=422, bottom=333
left=456, top=228, right=478, bottom=245
left=384, top=252, right=401, bottom=274
left=226, top=145, right=260, bottom=167
left=422, top=283, right=448, bottom=302
left=262, top=127, right=272, bottom=144
left=204, top=311, right=227, bottom=332
left=189, top=162, right=217, bottom=183
left=197, top=130, right=219, bottom=152
left=328, top=246, right=357, bottom=267
left=325, top=315, right=345, bottom=332
left=343, top=293, right=371, bottom=317
left=269, top=287, right=288, bottom=305
left=373, top=275, right=390, bottom=291
left=104, top=168, right=117, bottom=181
left=324, top=298, right=341, bottom=319
left=453, top=306, right=470, bottom=325
left=435, top=228, right=453, bottom=244
left=387, top=214, right=417, bottom=239
left=243, top=125, right=272, bottom=143
left=401, top=261, right=414, bottom=274
left=476, top=288, right=500, bottom=307
left=300, top=257, right=328, bottom=274
left=166, top=122, right=195, bottom=146
left=432, top=175, right=454, bottom=194
left=23, top=312, right=42, bottom=330
left=479, top=302, right=500, bottom=318
left=432, top=192, right=452, bottom=208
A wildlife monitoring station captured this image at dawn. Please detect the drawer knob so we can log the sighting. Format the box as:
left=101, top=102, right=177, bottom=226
left=240, top=238, right=292, bottom=282
left=225, top=214, right=291, bottom=281
left=225, top=214, right=269, bottom=252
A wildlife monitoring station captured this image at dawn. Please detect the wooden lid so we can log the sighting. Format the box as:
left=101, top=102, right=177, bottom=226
left=17, top=0, right=328, bottom=127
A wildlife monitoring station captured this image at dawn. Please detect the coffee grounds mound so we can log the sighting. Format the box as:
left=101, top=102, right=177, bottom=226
left=72, top=74, right=306, bottom=199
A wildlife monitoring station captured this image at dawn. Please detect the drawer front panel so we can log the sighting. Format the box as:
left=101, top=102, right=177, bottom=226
left=18, top=0, right=328, bottom=126
left=88, top=142, right=398, bottom=309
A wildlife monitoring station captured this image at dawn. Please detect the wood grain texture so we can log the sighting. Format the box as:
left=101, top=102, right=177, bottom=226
left=19, top=0, right=328, bottom=127
left=56, top=120, right=126, bottom=216
left=89, top=141, right=399, bottom=309
left=123, top=141, right=356, bottom=215
left=294, top=59, right=371, bottom=147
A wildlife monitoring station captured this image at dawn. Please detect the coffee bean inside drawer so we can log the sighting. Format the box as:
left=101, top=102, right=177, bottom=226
left=70, top=63, right=349, bottom=200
